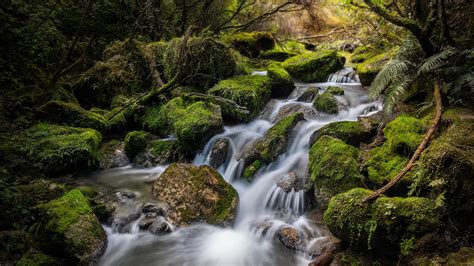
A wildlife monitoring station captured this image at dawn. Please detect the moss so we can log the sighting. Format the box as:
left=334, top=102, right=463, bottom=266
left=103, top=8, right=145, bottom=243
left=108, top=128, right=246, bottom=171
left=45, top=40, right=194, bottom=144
left=364, top=144, right=408, bottom=187
left=243, top=160, right=262, bottom=180
left=310, top=121, right=373, bottom=147
left=324, top=188, right=441, bottom=254
left=260, top=50, right=295, bottom=61
left=38, top=101, right=109, bottom=132
left=309, top=136, right=364, bottom=209
left=124, top=131, right=150, bottom=158
left=142, top=105, right=166, bottom=135
left=313, top=92, right=339, bottom=114
left=445, top=247, right=474, bottom=265
left=0, top=124, right=102, bottom=175
left=267, top=64, right=295, bottom=98
left=17, top=250, right=58, bottom=266
left=140, top=41, right=168, bottom=73
left=163, top=37, right=236, bottom=88
left=326, top=86, right=344, bottom=95
left=150, top=140, right=177, bottom=158
left=384, top=115, right=426, bottom=156
left=281, top=50, right=345, bottom=82
left=355, top=50, right=395, bottom=86
left=224, top=31, right=275, bottom=58
left=40, top=189, right=106, bottom=262
left=104, top=106, right=128, bottom=132
left=400, top=237, right=416, bottom=257
left=208, top=75, right=271, bottom=117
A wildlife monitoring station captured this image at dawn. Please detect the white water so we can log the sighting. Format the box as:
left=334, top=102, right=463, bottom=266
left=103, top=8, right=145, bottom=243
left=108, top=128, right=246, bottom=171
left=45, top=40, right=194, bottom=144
left=82, top=69, right=381, bottom=265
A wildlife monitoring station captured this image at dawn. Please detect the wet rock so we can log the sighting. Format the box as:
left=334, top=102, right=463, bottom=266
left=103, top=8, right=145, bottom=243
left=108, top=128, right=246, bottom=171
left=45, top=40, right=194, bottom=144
left=138, top=218, right=155, bottom=230
left=296, top=87, right=319, bottom=102
left=142, top=202, right=166, bottom=216
left=278, top=227, right=302, bottom=250
left=268, top=64, right=295, bottom=98
left=116, top=191, right=136, bottom=199
left=309, top=120, right=375, bottom=148
left=274, top=103, right=318, bottom=122
left=99, top=140, right=129, bottom=169
left=281, top=50, right=345, bottom=82
left=313, top=93, right=339, bottom=114
left=152, top=163, right=238, bottom=225
left=134, top=139, right=180, bottom=167
left=277, top=173, right=304, bottom=192
left=209, top=138, right=231, bottom=169
left=306, top=235, right=342, bottom=257
left=149, top=218, right=173, bottom=234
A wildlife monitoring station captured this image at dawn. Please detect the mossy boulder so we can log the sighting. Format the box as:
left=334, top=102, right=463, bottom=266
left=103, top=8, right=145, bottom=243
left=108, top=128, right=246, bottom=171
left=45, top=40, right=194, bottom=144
left=384, top=115, right=426, bottom=156
left=364, top=144, right=408, bottom=188
left=0, top=124, right=102, bottom=175
left=324, top=188, right=441, bottom=255
left=326, top=86, right=344, bottom=95
left=313, top=92, right=339, bottom=114
left=208, top=75, right=271, bottom=118
left=309, top=136, right=364, bottom=209
left=38, top=101, right=109, bottom=132
left=226, top=32, right=275, bottom=58
left=310, top=121, right=375, bottom=147
left=134, top=139, right=181, bottom=166
left=445, top=247, right=474, bottom=265
left=163, top=37, right=236, bottom=88
left=152, top=163, right=238, bottom=225
left=260, top=50, right=296, bottom=61
left=39, top=189, right=106, bottom=263
left=268, top=64, right=295, bottom=98
left=74, top=39, right=150, bottom=109
left=124, top=131, right=150, bottom=159
left=241, top=113, right=305, bottom=180
left=17, top=250, right=58, bottom=266
left=281, top=50, right=345, bottom=82
left=355, top=51, right=393, bottom=86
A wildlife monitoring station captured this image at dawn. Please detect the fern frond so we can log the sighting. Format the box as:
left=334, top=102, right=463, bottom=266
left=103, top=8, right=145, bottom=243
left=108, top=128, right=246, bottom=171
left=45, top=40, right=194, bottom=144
left=382, top=78, right=413, bottom=114
left=454, top=72, right=474, bottom=90
left=417, top=47, right=458, bottom=75
left=369, top=60, right=413, bottom=98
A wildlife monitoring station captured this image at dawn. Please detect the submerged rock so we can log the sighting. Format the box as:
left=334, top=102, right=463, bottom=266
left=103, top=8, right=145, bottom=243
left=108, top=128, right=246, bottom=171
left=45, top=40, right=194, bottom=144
left=152, top=163, right=238, bottom=225
left=278, top=227, right=302, bottom=250
left=296, top=87, right=319, bottom=102
left=39, top=189, right=107, bottom=263
left=209, top=138, right=231, bottom=169
left=281, top=50, right=345, bottom=82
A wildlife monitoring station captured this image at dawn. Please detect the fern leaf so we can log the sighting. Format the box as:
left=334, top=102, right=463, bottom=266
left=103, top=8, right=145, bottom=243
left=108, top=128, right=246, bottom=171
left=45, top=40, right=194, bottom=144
left=382, top=78, right=413, bottom=114
left=370, top=60, right=412, bottom=98
left=418, top=47, right=458, bottom=75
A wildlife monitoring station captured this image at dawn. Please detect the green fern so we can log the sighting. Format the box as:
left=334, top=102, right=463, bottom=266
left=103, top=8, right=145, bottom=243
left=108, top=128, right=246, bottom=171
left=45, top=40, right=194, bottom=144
left=417, top=47, right=458, bottom=75
left=369, top=60, right=413, bottom=98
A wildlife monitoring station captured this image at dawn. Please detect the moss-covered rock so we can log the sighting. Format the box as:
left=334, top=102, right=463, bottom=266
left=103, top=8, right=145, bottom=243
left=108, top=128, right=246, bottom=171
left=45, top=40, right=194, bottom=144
left=152, top=163, right=238, bottom=225
left=134, top=139, right=180, bottom=166
left=384, top=115, right=426, bottom=156
left=124, top=131, right=150, bottom=159
left=268, top=64, right=295, bottom=98
left=17, top=250, right=58, bottom=266
left=324, top=188, right=441, bottom=255
left=355, top=51, right=393, bottom=86
left=208, top=75, right=271, bottom=117
left=309, top=136, right=364, bottom=209
left=260, top=50, right=295, bottom=61
left=0, top=124, right=102, bottom=175
left=364, top=144, right=408, bottom=188
left=225, top=32, right=275, bottom=58
left=326, top=86, right=344, bottom=95
left=74, top=39, right=150, bottom=109
left=98, top=139, right=129, bottom=169
left=313, top=92, right=339, bottom=114
left=40, top=189, right=106, bottom=263
left=241, top=113, right=304, bottom=180
left=445, top=247, right=474, bottom=265
left=281, top=50, right=345, bottom=82
left=38, top=101, right=109, bottom=132
left=163, top=37, right=236, bottom=88
left=310, top=121, right=375, bottom=147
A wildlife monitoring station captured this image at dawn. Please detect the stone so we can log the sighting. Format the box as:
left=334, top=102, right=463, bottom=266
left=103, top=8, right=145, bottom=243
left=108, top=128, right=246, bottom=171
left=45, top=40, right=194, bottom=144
left=209, top=138, right=231, bottom=169
left=296, top=87, right=319, bottom=102
left=278, top=227, right=302, bottom=250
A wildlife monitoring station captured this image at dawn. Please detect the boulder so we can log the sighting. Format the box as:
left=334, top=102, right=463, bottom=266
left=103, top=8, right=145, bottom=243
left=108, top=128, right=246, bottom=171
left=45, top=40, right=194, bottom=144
left=39, top=189, right=107, bottom=263
left=355, top=50, right=394, bottom=86
left=124, top=131, right=150, bottom=159
left=274, top=103, right=318, bottom=122
left=267, top=64, right=295, bottom=98
left=278, top=227, right=302, bottom=250
left=324, top=188, right=441, bottom=255
left=313, top=92, right=339, bottom=114
left=98, top=140, right=129, bottom=169
left=309, top=120, right=375, bottom=147
left=277, top=172, right=304, bottom=192
left=152, top=163, right=238, bottom=225
left=16, top=250, right=58, bottom=266
left=325, top=86, right=344, bottom=95
left=38, top=101, right=109, bottom=132
left=134, top=139, right=180, bottom=166
left=259, top=50, right=295, bottom=61
left=209, top=138, right=231, bottom=169
left=225, top=31, right=275, bottom=58
left=208, top=75, right=271, bottom=117
left=384, top=115, right=426, bottom=156
left=281, top=50, right=345, bottom=82
left=296, top=87, right=319, bottom=102
left=309, top=136, right=364, bottom=209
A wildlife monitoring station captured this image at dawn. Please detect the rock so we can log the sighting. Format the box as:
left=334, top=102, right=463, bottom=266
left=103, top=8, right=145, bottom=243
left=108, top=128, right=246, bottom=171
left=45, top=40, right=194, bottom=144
left=38, top=101, right=109, bottom=132
left=296, top=87, right=320, bottom=102
left=384, top=115, right=426, bottom=156
left=444, top=247, right=474, bottom=265
left=241, top=113, right=305, bottom=180
left=39, top=189, right=107, bottom=263
left=225, top=31, right=275, bottom=58
left=138, top=218, right=155, bottom=230
left=152, top=163, right=238, bottom=225
left=325, top=86, right=344, bottom=95
left=278, top=227, right=302, bottom=250
left=324, top=188, right=441, bottom=255
left=16, top=250, right=58, bottom=266
left=99, top=140, right=129, bottom=169
left=142, top=202, right=166, bottom=216
left=259, top=50, right=295, bottom=61
left=313, top=92, right=339, bottom=114
left=134, top=139, right=179, bottom=166
left=274, top=103, right=318, bottom=122
left=163, top=37, right=236, bottom=88
left=149, top=218, right=173, bottom=234
left=281, top=50, right=345, bottom=82
left=124, top=131, right=150, bottom=159
left=268, top=64, right=295, bottom=98
left=355, top=50, right=394, bottom=86
left=208, top=75, right=271, bottom=117
left=116, top=191, right=136, bottom=199
left=209, top=138, right=231, bottom=169
left=0, top=124, right=102, bottom=175
left=309, top=121, right=375, bottom=148
left=277, top=173, right=304, bottom=192
left=309, top=136, right=364, bottom=210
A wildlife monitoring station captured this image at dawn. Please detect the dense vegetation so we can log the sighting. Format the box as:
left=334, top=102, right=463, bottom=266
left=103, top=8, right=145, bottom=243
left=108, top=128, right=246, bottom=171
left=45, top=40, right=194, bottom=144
left=0, top=0, right=473, bottom=265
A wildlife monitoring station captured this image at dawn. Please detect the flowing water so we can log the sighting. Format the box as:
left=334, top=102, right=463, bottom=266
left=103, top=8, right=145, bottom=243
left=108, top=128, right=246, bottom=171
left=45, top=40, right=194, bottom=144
left=79, top=69, right=381, bottom=266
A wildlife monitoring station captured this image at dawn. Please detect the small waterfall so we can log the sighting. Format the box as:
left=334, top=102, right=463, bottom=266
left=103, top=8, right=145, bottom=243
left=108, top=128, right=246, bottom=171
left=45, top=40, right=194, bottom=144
left=327, top=67, right=360, bottom=83
left=263, top=172, right=306, bottom=215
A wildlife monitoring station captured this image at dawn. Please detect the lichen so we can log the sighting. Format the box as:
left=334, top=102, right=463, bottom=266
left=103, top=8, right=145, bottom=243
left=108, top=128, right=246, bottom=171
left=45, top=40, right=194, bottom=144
left=281, top=50, right=345, bottom=82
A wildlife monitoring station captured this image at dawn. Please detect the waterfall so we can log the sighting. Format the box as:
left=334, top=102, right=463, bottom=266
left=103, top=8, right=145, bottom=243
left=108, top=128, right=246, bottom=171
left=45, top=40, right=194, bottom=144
left=327, top=67, right=360, bottom=83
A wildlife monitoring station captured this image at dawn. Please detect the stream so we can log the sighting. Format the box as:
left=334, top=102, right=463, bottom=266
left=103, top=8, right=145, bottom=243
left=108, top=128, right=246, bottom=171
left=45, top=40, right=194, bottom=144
left=78, top=68, right=381, bottom=266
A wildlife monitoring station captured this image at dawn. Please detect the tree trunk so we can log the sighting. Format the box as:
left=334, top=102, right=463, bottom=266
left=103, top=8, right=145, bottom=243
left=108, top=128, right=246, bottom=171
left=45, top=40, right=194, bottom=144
left=362, top=78, right=443, bottom=203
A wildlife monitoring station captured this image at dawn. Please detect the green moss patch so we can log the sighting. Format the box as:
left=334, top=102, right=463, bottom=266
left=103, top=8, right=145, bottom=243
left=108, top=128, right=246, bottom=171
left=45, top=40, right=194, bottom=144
left=364, top=144, right=408, bottom=187
left=355, top=50, right=395, bottom=86
left=310, top=121, right=374, bottom=147
left=384, top=115, right=426, bottom=156
left=268, top=64, right=295, bottom=98
left=326, top=86, right=344, bottom=95
left=313, top=92, right=339, bottom=114
left=124, top=131, right=150, bottom=159
left=225, top=32, right=275, bottom=58
left=281, top=50, right=345, bottom=82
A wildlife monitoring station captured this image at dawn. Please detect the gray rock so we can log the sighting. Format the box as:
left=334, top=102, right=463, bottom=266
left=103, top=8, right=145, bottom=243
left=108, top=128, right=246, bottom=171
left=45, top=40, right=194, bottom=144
left=149, top=218, right=173, bottom=234
left=277, top=172, right=304, bottom=192
left=274, top=103, right=318, bottom=122
left=278, top=227, right=302, bottom=250
left=99, top=141, right=129, bottom=169
left=142, top=202, right=166, bottom=216
left=297, top=87, right=320, bottom=102
left=209, top=138, right=231, bottom=169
